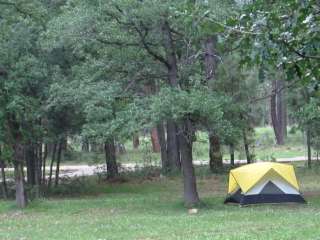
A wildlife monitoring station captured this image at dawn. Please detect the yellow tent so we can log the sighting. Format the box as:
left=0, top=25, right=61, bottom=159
left=225, top=162, right=306, bottom=205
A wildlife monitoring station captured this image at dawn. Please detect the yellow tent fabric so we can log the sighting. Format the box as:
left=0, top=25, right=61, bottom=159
left=228, top=162, right=300, bottom=194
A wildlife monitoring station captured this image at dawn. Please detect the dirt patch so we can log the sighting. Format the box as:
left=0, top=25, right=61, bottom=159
left=302, top=191, right=320, bottom=197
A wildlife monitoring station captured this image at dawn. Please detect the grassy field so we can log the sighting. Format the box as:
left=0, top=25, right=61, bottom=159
left=64, top=126, right=307, bottom=166
left=1, top=166, right=320, bottom=240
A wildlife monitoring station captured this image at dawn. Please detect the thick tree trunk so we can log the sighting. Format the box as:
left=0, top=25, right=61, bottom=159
left=163, top=21, right=179, bottom=87
left=167, top=120, right=181, bottom=171
left=243, top=129, right=251, bottom=164
left=178, top=118, right=200, bottom=206
left=151, top=128, right=161, bottom=153
left=271, top=80, right=286, bottom=145
left=209, top=134, right=223, bottom=171
left=0, top=147, right=8, bottom=199
left=54, top=140, right=63, bottom=187
left=104, top=138, right=118, bottom=179
left=307, top=128, right=312, bottom=169
left=162, top=21, right=181, bottom=172
left=161, top=19, right=198, bottom=204
left=203, top=35, right=223, bottom=171
left=203, top=36, right=218, bottom=82
left=13, top=141, right=27, bottom=208
left=230, top=144, right=235, bottom=166
left=133, top=134, right=140, bottom=149
left=48, top=143, right=57, bottom=188
left=156, top=123, right=169, bottom=172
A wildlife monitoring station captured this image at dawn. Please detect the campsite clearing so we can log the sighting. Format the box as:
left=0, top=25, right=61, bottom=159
left=0, top=167, right=320, bottom=240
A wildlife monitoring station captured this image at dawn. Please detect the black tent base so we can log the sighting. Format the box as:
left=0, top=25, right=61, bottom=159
left=224, top=192, right=307, bottom=206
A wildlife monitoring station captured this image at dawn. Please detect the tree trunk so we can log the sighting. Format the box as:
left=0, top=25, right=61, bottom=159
left=82, top=138, right=90, bottom=152
left=34, top=144, right=41, bottom=198
left=48, top=143, right=57, bottom=188
left=243, top=129, right=251, bottom=164
left=162, top=20, right=181, bottom=172
left=307, top=128, right=312, bottom=169
left=167, top=120, right=181, bottom=171
left=37, top=143, right=42, bottom=185
left=26, top=143, right=36, bottom=185
left=133, top=134, right=140, bottom=149
left=0, top=146, right=8, bottom=199
left=230, top=144, right=235, bottom=166
left=209, top=134, right=223, bottom=171
left=42, top=143, right=48, bottom=185
left=178, top=118, right=200, bottom=206
left=157, top=122, right=169, bottom=172
left=203, top=36, right=218, bottom=82
left=13, top=141, right=27, bottom=208
left=54, top=140, right=63, bottom=187
left=151, top=128, right=161, bottom=153
left=162, top=21, right=179, bottom=87
left=104, top=138, right=118, bottom=179
left=271, top=80, right=286, bottom=145
left=203, top=35, right=224, bottom=171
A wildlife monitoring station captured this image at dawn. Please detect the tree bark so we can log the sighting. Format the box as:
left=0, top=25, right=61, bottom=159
left=230, top=144, right=235, bottom=166
left=82, top=138, right=90, bottom=152
left=209, top=134, right=223, bottom=171
left=243, top=129, right=251, bottom=164
left=162, top=20, right=181, bottom=171
left=26, top=143, right=36, bottom=185
left=271, top=80, right=286, bottom=145
left=48, top=143, right=57, bottom=188
left=167, top=120, right=181, bottom=171
left=150, top=128, right=161, bottom=153
left=34, top=143, right=41, bottom=198
left=104, top=138, right=118, bottom=179
left=203, top=35, right=224, bottom=171
left=156, top=123, right=169, bottom=172
left=162, top=21, right=179, bottom=87
left=13, top=141, right=27, bottom=208
left=178, top=118, right=200, bottom=206
left=54, top=140, right=63, bottom=187
left=203, top=36, right=218, bottom=82
left=133, top=134, right=140, bottom=149
left=42, top=143, right=48, bottom=185
left=0, top=146, right=8, bottom=199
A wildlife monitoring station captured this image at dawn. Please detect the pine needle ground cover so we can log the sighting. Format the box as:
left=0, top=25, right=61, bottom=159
left=0, top=168, right=320, bottom=240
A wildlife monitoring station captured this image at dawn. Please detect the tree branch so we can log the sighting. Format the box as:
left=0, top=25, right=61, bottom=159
left=133, top=23, right=170, bottom=68
left=282, top=40, right=320, bottom=60
left=96, top=38, right=140, bottom=47
left=96, top=37, right=158, bottom=48
left=110, top=4, right=170, bottom=68
left=249, top=78, right=301, bottom=103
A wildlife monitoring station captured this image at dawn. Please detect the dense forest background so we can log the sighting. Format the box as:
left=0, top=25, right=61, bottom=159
left=0, top=0, right=319, bottom=208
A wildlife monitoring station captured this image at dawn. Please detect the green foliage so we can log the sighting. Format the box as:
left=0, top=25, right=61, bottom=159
left=232, top=0, right=320, bottom=85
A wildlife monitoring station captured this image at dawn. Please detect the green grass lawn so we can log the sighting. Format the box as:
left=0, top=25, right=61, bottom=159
left=1, top=166, right=320, bottom=240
